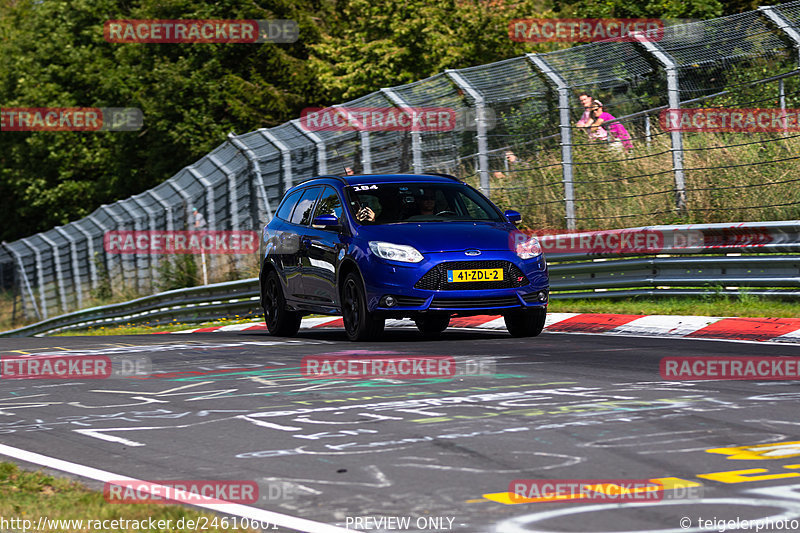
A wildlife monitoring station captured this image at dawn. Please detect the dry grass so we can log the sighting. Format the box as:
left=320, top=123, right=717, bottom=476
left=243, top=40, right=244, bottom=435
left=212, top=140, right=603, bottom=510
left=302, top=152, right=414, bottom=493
left=475, top=127, right=800, bottom=230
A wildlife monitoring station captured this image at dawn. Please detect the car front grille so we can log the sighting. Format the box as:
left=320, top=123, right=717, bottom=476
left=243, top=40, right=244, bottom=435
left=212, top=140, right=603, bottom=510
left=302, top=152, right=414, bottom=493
left=430, top=296, right=520, bottom=309
left=393, top=295, right=427, bottom=306
left=414, top=260, right=529, bottom=291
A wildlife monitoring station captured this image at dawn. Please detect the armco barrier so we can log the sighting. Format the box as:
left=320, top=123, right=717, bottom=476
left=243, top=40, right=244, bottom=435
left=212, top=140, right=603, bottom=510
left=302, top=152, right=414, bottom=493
left=0, top=279, right=261, bottom=337
left=5, top=1, right=800, bottom=322
left=2, top=221, right=797, bottom=337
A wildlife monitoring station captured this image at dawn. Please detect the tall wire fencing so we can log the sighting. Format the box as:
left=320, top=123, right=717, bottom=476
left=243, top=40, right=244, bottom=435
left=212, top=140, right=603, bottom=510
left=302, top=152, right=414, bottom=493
left=3, top=2, right=800, bottom=323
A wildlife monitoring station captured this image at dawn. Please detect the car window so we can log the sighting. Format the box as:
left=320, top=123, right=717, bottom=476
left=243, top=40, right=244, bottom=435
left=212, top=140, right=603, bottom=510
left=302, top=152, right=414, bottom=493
left=289, top=186, right=322, bottom=225
left=347, top=182, right=502, bottom=224
left=313, top=186, right=343, bottom=223
left=275, top=189, right=303, bottom=221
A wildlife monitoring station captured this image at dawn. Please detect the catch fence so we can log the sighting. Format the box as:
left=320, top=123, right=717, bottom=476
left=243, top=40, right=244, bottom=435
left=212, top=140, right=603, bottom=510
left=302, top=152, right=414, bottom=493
left=3, top=2, right=800, bottom=322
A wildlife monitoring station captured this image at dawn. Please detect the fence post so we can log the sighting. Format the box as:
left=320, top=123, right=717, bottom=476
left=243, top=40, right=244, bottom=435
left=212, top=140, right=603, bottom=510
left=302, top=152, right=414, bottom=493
left=759, top=6, right=800, bottom=67
left=633, top=34, right=687, bottom=214
left=292, top=119, right=328, bottom=175
left=645, top=113, right=652, bottom=146
left=131, top=195, right=161, bottom=289
left=38, top=234, right=68, bottom=314
left=260, top=128, right=294, bottom=194
left=334, top=106, right=371, bottom=174
left=185, top=168, right=217, bottom=231
left=54, top=226, right=83, bottom=310
left=19, top=238, right=48, bottom=319
left=228, top=133, right=274, bottom=223
left=3, top=242, right=41, bottom=320
left=72, top=221, right=99, bottom=291
left=205, top=155, right=239, bottom=231
left=147, top=190, right=176, bottom=289
left=526, top=53, right=577, bottom=230
left=116, top=201, right=148, bottom=296
left=381, top=88, right=423, bottom=173
left=99, top=205, right=130, bottom=293
left=444, top=69, right=490, bottom=197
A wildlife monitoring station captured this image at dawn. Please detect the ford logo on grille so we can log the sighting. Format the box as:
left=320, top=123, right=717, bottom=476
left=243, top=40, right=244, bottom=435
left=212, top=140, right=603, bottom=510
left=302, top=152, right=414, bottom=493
left=464, top=249, right=482, bottom=256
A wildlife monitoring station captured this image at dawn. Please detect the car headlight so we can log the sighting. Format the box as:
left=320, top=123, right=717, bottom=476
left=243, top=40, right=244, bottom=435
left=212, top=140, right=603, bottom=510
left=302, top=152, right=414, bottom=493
left=516, top=236, right=542, bottom=259
left=369, top=241, right=424, bottom=263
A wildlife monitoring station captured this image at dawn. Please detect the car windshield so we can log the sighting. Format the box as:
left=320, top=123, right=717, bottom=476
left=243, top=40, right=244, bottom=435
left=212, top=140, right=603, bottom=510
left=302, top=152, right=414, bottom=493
left=346, top=182, right=503, bottom=224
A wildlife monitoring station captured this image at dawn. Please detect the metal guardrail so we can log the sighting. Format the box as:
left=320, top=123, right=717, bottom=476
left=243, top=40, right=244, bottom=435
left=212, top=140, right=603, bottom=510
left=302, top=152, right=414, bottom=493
left=6, top=1, right=800, bottom=322
left=2, top=221, right=797, bottom=337
left=550, top=256, right=800, bottom=295
left=0, top=279, right=261, bottom=338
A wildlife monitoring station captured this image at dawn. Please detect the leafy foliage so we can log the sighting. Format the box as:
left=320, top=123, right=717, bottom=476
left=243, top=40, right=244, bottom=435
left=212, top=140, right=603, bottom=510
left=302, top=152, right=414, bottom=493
left=0, top=0, right=736, bottom=243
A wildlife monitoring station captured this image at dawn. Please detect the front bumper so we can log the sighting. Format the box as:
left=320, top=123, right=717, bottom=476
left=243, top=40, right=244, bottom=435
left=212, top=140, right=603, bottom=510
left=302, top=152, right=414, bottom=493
left=361, top=251, right=549, bottom=314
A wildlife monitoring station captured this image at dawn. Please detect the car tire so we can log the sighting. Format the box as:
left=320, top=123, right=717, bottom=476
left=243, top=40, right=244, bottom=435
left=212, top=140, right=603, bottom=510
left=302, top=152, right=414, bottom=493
left=504, top=307, right=546, bottom=337
left=414, top=313, right=450, bottom=339
left=341, top=272, right=385, bottom=341
left=262, top=271, right=302, bottom=337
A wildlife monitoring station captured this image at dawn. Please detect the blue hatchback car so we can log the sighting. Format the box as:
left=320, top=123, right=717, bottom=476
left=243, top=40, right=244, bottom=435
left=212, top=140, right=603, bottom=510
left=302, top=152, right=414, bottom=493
left=259, top=173, right=549, bottom=341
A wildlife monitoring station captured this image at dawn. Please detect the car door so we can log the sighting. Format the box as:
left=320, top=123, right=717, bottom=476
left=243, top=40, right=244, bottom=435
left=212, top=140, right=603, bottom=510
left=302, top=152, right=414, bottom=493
left=299, top=186, right=345, bottom=308
left=268, top=188, right=303, bottom=288
left=285, top=186, right=323, bottom=302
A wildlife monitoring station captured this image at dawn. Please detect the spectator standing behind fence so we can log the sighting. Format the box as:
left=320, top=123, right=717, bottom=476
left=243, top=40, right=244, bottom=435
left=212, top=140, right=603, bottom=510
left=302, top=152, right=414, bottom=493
left=492, top=150, right=522, bottom=179
left=576, top=93, right=595, bottom=134
left=589, top=100, right=633, bottom=151
left=192, top=207, right=207, bottom=229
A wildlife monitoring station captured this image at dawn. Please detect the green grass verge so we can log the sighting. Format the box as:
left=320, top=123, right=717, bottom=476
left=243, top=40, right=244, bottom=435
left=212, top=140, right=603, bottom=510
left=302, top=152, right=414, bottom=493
left=549, top=296, right=800, bottom=318
left=52, top=317, right=261, bottom=336
left=0, top=462, right=256, bottom=533
left=50, top=295, right=799, bottom=337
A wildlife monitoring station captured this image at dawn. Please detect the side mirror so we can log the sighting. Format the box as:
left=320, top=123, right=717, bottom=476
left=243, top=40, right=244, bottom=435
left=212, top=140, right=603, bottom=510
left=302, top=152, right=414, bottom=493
left=312, top=214, right=340, bottom=228
left=504, top=210, right=522, bottom=224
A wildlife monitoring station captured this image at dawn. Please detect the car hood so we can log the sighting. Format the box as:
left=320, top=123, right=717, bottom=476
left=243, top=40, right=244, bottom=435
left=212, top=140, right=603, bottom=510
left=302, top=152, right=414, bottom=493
left=356, top=221, right=516, bottom=253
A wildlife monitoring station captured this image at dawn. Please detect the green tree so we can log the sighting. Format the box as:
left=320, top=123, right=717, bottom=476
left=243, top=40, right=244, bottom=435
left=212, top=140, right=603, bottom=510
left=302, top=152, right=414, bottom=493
left=0, top=0, right=327, bottom=241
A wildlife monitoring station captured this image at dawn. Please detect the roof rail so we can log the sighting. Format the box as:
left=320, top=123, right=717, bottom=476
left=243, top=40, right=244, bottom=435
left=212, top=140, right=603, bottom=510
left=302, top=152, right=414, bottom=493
left=422, top=172, right=463, bottom=182
left=309, top=174, right=348, bottom=185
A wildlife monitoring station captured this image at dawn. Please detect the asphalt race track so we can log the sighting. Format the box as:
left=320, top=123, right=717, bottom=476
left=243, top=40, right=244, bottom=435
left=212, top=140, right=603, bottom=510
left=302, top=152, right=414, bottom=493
left=1, top=327, right=800, bottom=533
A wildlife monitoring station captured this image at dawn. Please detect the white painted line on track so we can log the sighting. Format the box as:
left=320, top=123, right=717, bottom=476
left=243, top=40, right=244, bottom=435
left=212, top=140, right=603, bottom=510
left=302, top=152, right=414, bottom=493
left=774, top=328, right=800, bottom=341
left=609, top=314, right=723, bottom=337
left=473, top=317, right=506, bottom=329
left=302, top=317, right=343, bottom=328
left=218, top=323, right=260, bottom=331
left=544, top=312, right=580, bottom=327
left=0, top=443, right=358, bottom=533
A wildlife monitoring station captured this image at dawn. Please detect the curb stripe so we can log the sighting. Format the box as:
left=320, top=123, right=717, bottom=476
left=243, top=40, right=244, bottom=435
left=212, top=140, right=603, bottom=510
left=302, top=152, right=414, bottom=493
left=545, top=313, right=645, bottom=333
left=156, top=313, right=800, bottom=344
left=313, top=318, right=344, bottom=328
left=450, top=315, right=502, bottom=328
left=687, top=317, right=800, bottom=342
left=609, top=315, right=724, bottom=337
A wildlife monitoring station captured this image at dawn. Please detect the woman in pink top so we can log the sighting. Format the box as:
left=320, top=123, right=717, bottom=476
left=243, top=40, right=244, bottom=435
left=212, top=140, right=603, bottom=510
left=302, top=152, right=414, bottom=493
left=589, top=100, right=633, bottom=151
